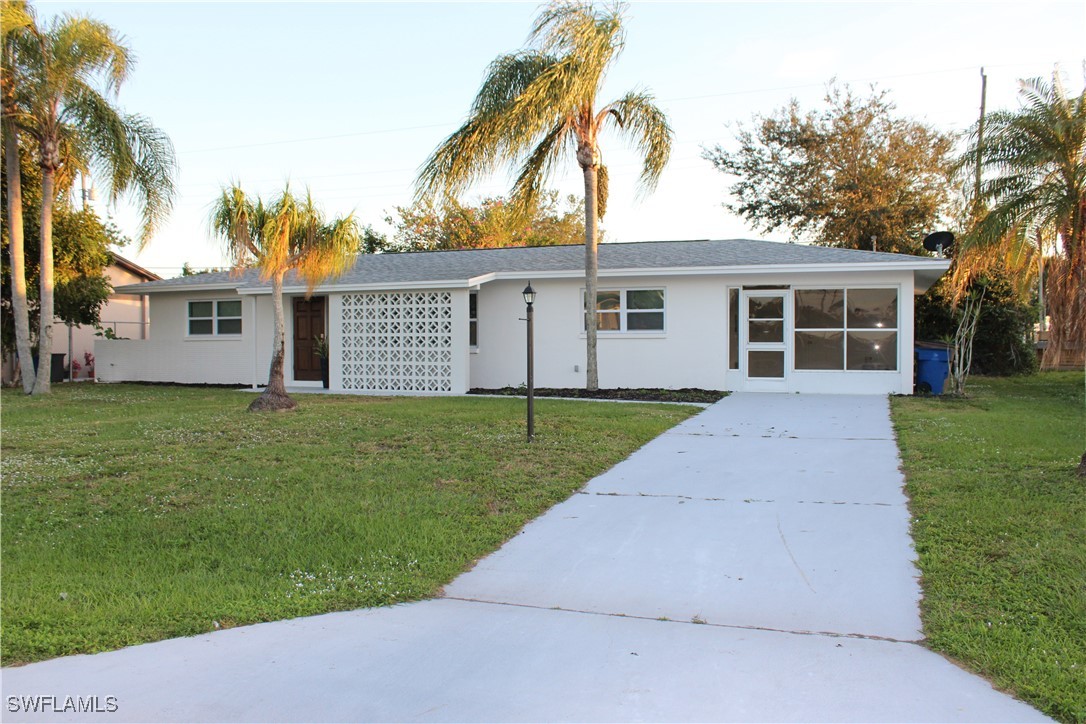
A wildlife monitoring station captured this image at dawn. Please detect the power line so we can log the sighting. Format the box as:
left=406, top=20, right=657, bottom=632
left=180, top=123, right=452, bottom=155
left=175, top=61, right=1054, bottom=156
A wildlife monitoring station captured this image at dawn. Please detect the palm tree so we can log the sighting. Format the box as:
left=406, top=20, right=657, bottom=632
left=8, top=12, right=176, bottom=394
left=962, top=72, right=1085, bottom=371
left=1, top=0, right=35, bottom=393
left=210, top=184, right=361, bottom=412
left=417, top=1, right=671, bottom=390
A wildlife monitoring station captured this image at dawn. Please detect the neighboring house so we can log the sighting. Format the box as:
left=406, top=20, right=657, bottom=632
left=97, top=239, right=950, bottom=395
left=1, top=254, right=159, bottom=385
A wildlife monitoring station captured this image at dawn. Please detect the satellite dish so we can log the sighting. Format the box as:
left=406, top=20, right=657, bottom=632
left=923, top=231, right=955, bottom=255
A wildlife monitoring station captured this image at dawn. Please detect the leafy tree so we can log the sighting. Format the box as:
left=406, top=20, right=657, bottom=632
left=357, top=224, right=389, bottom=255
left=388, top=191, right=586, bottom=251
left=417, top=1, right=672, bottom=390
left=179, top=262, right=224, bottom=277
left=6, top=10, right=176, bottom=394
left=959, top=72, right=1085, bottom=373
left=703, top=85, right=955, bottom=254
left=209, top=185, right=360, bottom=412
left=916, top=275, right=1037, bottom=376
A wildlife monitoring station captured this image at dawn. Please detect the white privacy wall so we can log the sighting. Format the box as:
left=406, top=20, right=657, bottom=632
left=329, top=289, right=470, bottom=395
left=470, top=270, right=916, bottom=394
left=96, top=290, right=272, bottom=386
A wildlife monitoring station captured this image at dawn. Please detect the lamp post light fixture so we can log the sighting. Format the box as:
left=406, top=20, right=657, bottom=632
left=523, top=282, right=536, bottom=443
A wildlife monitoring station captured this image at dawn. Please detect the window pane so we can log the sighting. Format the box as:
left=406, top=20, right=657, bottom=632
left=469, top=292, right=477, bottom=319
left=847, top=289, right=897, bottom=329
left=469, top=320, right=478, bottom=347
left=748, top=350, right=784, bottom=378
left=596, top=291, right=620, bottom=311
left=748, top=296, right=783, bottom=319
left=217, top=300, right=242, bottom=317
left=847, top=331, right=897, bottom=370
left=627, top=289, right=664, bottom=310
left=188, top=301, right=213, bottom=318
left=795, top=331, right=844, bottom=370
left=795, top=289, right=843, bottom=329
left=627, top=312, right=663, bottom=331
left=189, top=319, right=213, bottom=335
left=597, top=312, right=621, bottom=331
left=748, top=320, right=783, bottom=343
left=729, top=289, right=739, bottom=370
left=217, top=318, right=242, bottom=335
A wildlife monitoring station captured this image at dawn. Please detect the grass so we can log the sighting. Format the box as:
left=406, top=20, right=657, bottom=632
left=891, top=372, right=1085, bottom=723
left=0, top=383, right=696, bottom=666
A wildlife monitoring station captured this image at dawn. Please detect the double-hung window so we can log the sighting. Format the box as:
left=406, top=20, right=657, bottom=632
left=469, top=291, right=478, bottom=348
left=794, top=288, right=897, bottom=370
left=188, top=300, right=243, bottom=336
left=585, top=288, right=665, bottom=333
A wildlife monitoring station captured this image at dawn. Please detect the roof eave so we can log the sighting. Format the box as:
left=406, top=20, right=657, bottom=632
left=114, top=282, right=244, bottom=294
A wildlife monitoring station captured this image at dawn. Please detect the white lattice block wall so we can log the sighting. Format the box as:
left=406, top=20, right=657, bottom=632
left=340, top=291, right=455, bottom=392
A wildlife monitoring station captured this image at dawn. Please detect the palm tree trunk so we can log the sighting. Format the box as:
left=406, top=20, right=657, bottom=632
left=32, top=163, right=55, bottom=395
left=581, top=152, right=600, bottom=391
left=4, top=123, right=34, bottom=394
left=249, top=271, right=296, bottom=412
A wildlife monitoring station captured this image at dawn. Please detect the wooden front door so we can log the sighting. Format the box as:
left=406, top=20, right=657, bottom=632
left=293, top=297, right=325, bottom=382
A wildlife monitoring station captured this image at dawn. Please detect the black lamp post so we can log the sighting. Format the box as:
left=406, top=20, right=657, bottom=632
left=523, top=282, right=536, bottom=443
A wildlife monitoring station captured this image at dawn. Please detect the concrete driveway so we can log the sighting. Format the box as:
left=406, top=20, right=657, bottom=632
left=1, top=394, right=1046, bottom=722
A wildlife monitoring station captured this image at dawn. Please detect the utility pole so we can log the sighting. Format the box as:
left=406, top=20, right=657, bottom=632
left=973, top=67, right=988, bottom=216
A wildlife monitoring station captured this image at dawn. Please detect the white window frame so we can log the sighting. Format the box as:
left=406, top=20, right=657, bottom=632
left=469, top=290, right=479, bottom=352
left=582, top=287, right=667, bottom=335
left=186, top=299, right=243, bottom=339
left=792, top=286, right=899, bottom=372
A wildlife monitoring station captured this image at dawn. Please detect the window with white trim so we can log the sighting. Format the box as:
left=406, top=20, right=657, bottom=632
left=584, top=288, right=665, bottom=332
left=469, top=291, right=478, bottom=347
left=794, top=288, right=897, bottom=370
left=188, top=300, right=243, bottom=336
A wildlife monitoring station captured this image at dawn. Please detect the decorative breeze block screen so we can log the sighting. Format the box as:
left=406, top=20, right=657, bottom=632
left=341, top=291, right=454, bottom=392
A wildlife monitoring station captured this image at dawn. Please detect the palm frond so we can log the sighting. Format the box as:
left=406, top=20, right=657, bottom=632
left=9, top=11, right=176, bottom=246
left=599, top=89, right=673, bottom=193
left=66, top=89, right=176, bottom=246
left=418, top=1, right=640, bottom=206
left=958, top=70, right=1085, bottom=251
left=48, top=14, right=130, bottom=94
left=417, top=51, right=563, bottom=201
left=510, top=119, right=574, bottom=213
left=209, top=184, right=261, bottom=271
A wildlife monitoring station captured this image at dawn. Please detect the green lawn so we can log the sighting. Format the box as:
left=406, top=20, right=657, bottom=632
left=892, top=372, right=1086, bottom=723
left=0, top=384, right=696, bottom=666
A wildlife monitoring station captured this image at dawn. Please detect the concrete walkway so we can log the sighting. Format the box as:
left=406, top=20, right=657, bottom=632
left=2, top=394, right=1046, bottom=722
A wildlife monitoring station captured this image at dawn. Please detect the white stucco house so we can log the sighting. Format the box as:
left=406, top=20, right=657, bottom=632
left=95, top=239, right=950, bottom=395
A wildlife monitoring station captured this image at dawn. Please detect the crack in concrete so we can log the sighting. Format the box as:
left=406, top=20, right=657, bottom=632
left=777, top=513, right=816, bottom=593
left=442, top=595, right=924, bottom=645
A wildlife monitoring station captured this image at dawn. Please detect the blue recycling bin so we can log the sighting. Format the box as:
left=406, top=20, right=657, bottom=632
left=915, top=345, right=950, bottom=394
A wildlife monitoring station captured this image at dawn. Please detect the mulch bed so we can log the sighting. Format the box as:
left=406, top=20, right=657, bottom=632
left=469, top=387, right=727, bottom=404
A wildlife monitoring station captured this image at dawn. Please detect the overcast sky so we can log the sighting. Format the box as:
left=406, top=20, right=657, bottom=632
left=34, top=0, right=1086, bottom=276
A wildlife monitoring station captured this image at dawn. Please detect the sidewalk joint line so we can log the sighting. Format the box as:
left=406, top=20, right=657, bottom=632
left=441, top=595, right=923, bottom=645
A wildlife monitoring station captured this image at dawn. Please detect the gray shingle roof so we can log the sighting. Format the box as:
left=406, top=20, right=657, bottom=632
left=121, top=239, right=946, bottom=293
